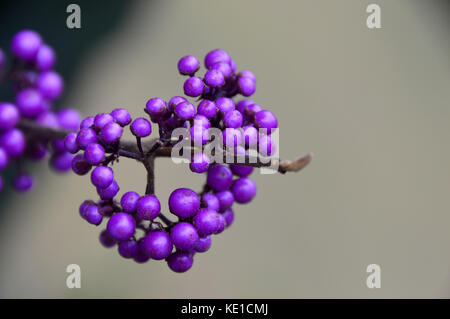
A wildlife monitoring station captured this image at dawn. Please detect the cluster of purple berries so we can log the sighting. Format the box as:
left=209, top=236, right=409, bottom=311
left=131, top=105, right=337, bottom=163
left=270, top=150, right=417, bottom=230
left=0, top=30, right=80, bottom=193
left=70, top=49, right=278, bottom=273
left=0, top=26, right=291, bottom=274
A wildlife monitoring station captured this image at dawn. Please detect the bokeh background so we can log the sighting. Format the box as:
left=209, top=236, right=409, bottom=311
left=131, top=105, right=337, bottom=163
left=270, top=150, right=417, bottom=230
left=0, top=0, right=449, bottom=298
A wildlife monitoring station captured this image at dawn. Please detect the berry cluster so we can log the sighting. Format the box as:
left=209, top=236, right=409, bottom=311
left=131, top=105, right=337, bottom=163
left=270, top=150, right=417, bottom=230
left=0, top=30, right=80, bottom=193
left=70, top=49, right=279, bottom=272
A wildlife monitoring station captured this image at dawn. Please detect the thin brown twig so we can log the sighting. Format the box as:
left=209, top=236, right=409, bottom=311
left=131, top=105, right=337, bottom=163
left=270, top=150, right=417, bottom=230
left=18, top=119, right=312, bottom=174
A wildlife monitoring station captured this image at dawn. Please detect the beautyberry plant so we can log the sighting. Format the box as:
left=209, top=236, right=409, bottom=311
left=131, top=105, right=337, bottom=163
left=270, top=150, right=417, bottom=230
left=0, top=30, right=312, bottom=273
left=0, top=30, right=81, bottom=192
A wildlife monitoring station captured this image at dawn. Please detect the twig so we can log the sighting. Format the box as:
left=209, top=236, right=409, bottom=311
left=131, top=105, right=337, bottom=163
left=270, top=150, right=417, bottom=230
left=136, top=136, right=144, bottom=158
left=158, top=213, right=174, bottom=227
left=145, top=139, right=163, bottom=157
left=144, top=156, right=155, bottom=195
left=18, top=119, right=312, bottom=174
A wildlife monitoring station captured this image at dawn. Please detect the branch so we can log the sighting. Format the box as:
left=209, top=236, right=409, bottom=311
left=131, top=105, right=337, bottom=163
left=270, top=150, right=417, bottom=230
left=278, top=152, right=313, bottom=174
left=18, top=119, right=69, bottom=140
left=144, top=156, right=155, bottom=195
left=151, top=146, right=313, bottom=174
left=18, top=119, right=312, bottom=174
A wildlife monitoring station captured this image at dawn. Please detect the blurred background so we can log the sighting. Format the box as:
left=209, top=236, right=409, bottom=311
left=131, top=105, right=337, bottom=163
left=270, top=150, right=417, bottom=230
left=0, top=0, right=449, bottom=298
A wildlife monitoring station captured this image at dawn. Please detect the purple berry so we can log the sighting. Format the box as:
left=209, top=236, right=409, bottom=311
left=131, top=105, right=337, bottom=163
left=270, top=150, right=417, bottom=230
left=0, top=147, right=8, bottom=171
left=221, top=208, right=235, bottom=227
left=79, top=200, right=94, bottom=219
left=37, top=71, right=64, bottom=100
left=242, top=125, right=258, bottom=147
left=120, top=191, right=140, bottom=213
left=236, top=99, right=255, bottom=114
left=11, top=30, right=42, bottom=61
left=168, top=96, right=187, bottom=112
left=118, top=240, right=139, bottom=258
left=204, top=69, right=225, bottom=88
left=136, top=195, right=161, bottom=220
left=232, top=177, right=257, bottom=204
left=254, top=110, right=278, bottom=134
left=90, top=166, right=114, bottom=189
left=190, top=125, right=209, bottom=145
left=94, top=113, right=114, bottom=131
left=134, top=241, right=151, bottom=263
left=183, top=77, right=204, bottom=97
left=142, top=231, right=173, bottom=260
left=201, top=193, right=220, bottom=211
left=50, top=152, right=73, bottom=172
left=193, top=208, right=221, bottom=236
left=71, top=154, right=92, bottom=175
left=80, top=116, right=94, bottom=129
left=222, top=128, right=243, bottom=147
left=130, top=117, right=152, bottom=137
left=170, top=222, right=199, bottom=251
left=145, top=97, right=167, bottom=118
left=258, top=134, right=276, bottom=156
left=76, top=128, right=98, bottom=149
left=210, top=62, right=232, bottom=77
left=244, top=103, right=262, bottom=119
left=175, top=101, right=196, bottom=120
left=230, top=164, right=254, bottom=177
left=99, top=230, right=116, bottom=248
left=178, top=55, right=200, bottom=76
left=0, top=103, right=20, bottom=131
left=36, top=111, right=58, bottom=128
left=84, top=143, right=105, bottom=165
left=215, top=97, right=235, bottom=113
left=168, top=188, right=200, bottom=218
left=51, top=138, right=66, bottom=153
left=100, top=122, right=123, bottom=143
left=57, top=109, right=81, bottom=131
left=190, top=152, right=210, bottom=174
left=215, top=213, right=226, bottom=234
left=194, top=236, right=211, bottom=253
left=215, top=190, right=234, bottom=211
left=34, top=44, right=55, bottom=71
left=230, top=59, right=237, bottom=73
left=111, top=108, right=131, bottom=126
left=12, top=173, right=34, bottom=192
left=64, top=132, right=79, bottom=154
left=238, top=70, right=256, bottom=82
left=204, top=49, right=231, bottom=69
left=223, top=110, right=243, bottom=128
left=97, top=180, right=119, bottom=200
left=15, top=88, right=44, bottom=118
left=197, top=100, right=217, bottom=118
left=0, top=129, right=25, bottom=157
left=192, top=114, right=211, bottom=129
left=107, top=212, right=136, bottom=241
left=207, top=165, right=233, bottom=192
left=238, top=76, right=256, bottom=97
left=167, top=251, right=194, bottom=273
left=85, top=205, right=103, bottom=225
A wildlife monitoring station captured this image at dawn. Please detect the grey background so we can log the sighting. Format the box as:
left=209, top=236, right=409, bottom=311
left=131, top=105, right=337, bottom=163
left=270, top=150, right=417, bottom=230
left=0, top=0, right=449, bottom=298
